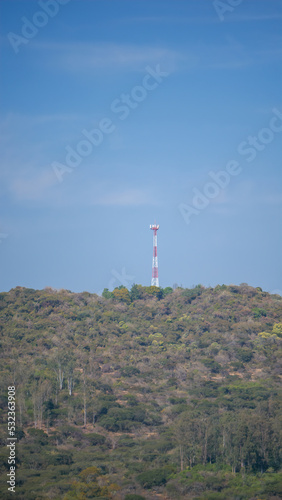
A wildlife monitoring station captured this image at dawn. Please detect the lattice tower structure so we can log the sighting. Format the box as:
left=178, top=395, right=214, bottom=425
left=150, top=223, right=159, bottom=287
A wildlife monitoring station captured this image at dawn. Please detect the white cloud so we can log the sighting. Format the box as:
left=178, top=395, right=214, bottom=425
left=208, top=179, right=282, bottom=215
left=227, top=13, right=282, bottom=22
left=9, top=168, right=57, bottom=202
left=92, top=187, right=159, bottom=207
left=5, top=161, right=160, bottom=209
left=27, top=36, right=282, bottom=78
left=33, top=41, right=184, bottom=73
left=116, top=12, right=282, bottom=26
left=0, top=112, right=91, bottom=139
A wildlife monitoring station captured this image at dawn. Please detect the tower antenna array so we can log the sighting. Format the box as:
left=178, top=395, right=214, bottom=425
left=150, top=223, right=159, bottom=287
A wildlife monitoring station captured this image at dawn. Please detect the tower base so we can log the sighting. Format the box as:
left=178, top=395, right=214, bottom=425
left=151, top=278, right=159, bottom=287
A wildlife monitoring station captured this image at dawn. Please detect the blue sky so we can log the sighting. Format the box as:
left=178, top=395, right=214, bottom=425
left=0, top=0, right=281, bottom=294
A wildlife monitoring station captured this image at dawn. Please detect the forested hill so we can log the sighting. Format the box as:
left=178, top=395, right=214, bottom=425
left=1, top=284, right=282, bottom=500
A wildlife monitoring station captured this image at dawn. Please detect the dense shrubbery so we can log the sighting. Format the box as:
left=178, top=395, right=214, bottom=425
left=124, top=495, right=146, bottom=500
left=0, top=284, right=282, bottom=499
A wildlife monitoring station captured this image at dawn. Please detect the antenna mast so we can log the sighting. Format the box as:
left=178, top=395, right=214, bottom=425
left=150, top=223, right=159, bottom=287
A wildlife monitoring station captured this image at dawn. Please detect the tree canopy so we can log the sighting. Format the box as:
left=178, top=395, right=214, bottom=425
left=0, top=284, right=282, bottom=499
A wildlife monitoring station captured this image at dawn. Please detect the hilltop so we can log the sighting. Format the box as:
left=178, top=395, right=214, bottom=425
left=0, top=284, right=282, bottom=499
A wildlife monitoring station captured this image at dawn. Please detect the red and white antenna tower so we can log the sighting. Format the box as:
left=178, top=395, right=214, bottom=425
left=150, top=223, right=159, bottom=287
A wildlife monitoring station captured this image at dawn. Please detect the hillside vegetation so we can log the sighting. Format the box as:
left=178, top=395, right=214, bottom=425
left=0, top=283, right=282, bottom=499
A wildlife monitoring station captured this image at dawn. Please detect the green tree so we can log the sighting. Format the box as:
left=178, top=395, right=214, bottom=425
left=63, top=466, right=120, bottom=499
left=102, top=288, right=113, bottom=299
left=130, top=284, right=144, bottom=300
left=272, top=323, right=282, bottom=337
left=112, top=286, right=131, bottom=303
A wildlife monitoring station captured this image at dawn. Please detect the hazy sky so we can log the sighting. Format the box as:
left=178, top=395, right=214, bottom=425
left=0, top=0, right=281, bottom=294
